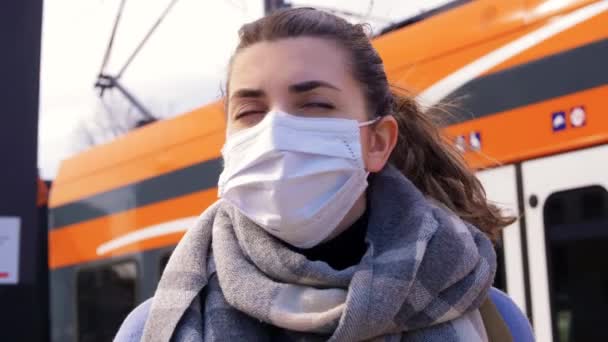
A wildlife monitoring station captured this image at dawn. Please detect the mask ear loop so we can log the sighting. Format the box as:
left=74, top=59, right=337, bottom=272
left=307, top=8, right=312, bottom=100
left=358, top=116, right=382, bottom=127
left=358, top=116, right=383, bottom=175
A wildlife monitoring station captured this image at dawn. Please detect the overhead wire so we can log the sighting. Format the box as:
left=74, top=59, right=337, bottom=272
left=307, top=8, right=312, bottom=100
left=116, top=0, right=180, bottom=80
left=97, top=0, right=127, bottom=95
left=96, top=0, right=181, bottom=121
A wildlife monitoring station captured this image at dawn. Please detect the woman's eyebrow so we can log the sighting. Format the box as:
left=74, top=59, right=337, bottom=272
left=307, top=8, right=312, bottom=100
left=230, top=88, right=266, bottom=101
left=289, top=80, right=340, bottom=93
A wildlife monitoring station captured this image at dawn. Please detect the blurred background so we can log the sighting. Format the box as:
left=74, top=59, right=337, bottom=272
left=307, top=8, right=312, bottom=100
left=1, top=0, right=607, bottom=341
left=38, top=0, right=452, bottom=179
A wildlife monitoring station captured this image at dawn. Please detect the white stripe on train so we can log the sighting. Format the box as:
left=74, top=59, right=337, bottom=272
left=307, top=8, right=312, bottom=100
left=418, top=0, right=608, bottom=107
left=96, top=216, right=199, bottom=256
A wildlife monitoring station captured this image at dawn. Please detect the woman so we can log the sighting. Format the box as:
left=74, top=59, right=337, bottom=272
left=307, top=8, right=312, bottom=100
left=116, top=8, right=532, bottom=342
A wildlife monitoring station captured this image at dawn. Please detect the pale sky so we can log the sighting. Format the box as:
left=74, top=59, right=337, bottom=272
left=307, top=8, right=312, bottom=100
left=39, top=0, right=452, bottom=179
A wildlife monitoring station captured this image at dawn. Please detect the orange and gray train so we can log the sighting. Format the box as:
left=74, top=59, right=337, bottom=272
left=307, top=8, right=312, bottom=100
left=48, top=1, right=608, bottom=341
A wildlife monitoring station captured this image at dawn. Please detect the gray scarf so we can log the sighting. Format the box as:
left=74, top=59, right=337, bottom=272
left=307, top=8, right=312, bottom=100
left=142, top=165, right=496, bottom=341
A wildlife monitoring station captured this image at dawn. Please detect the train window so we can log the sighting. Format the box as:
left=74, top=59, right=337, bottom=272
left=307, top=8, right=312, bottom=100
left=544, top=185, right=608, bottom=342
left=77, top=260, right=138, bottom=342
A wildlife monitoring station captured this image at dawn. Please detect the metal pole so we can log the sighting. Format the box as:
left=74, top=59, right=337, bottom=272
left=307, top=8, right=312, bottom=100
left=264, top=0, right=287, bottom=15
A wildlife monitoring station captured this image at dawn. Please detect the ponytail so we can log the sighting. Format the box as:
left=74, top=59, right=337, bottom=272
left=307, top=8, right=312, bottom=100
left=388, top=90, right=515, bottom=243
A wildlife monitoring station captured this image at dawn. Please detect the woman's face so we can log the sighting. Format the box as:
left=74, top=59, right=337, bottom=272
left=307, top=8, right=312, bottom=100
left=226, top=37, right=369, bottom=132
left=225, top=36, right=398, bottom=240
left=226, top=36, right=397, bottom=174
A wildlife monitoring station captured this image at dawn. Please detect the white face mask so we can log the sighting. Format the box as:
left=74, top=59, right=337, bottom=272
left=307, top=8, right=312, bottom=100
left=218, top=110, right=378, bottom=249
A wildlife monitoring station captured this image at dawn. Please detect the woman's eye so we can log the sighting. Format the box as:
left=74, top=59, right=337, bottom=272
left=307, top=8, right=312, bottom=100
left=303, top=102, right=334, bottom=110
left=235, top=109, right=265, bottom=119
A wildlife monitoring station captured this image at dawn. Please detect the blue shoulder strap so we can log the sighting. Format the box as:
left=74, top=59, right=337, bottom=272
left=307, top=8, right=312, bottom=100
left=489, top=287, right=535, bottom=342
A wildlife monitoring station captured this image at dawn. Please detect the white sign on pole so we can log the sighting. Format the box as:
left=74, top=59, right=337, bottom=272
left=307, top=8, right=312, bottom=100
left=0, top=216, right=20, bottom=284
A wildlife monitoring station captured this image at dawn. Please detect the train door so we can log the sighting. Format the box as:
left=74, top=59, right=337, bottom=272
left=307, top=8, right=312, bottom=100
left=477, top=165, right=528, bottom=315
left=522, top=144, right=608, bottom=342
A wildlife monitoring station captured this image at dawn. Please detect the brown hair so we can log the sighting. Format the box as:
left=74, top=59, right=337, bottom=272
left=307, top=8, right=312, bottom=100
left=227, top=8, right=514, bottom=242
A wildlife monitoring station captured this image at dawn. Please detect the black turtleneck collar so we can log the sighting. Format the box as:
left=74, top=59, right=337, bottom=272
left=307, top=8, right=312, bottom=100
left=291, top=210, right=369, bottom=270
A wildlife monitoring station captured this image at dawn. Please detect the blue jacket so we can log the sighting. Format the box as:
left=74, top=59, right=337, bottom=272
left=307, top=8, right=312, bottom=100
left=115, top=287, right=534, bottom=341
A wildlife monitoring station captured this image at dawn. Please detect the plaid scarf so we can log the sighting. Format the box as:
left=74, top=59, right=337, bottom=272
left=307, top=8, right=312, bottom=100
left=142, top=165, right=496, bottom=341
